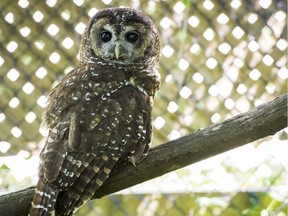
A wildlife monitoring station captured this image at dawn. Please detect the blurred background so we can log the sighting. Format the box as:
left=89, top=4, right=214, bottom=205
left=0, top=0, right=287, bottom=215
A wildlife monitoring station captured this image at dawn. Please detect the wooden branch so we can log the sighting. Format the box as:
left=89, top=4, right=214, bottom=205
left=0, top=94, right=287, bottom=216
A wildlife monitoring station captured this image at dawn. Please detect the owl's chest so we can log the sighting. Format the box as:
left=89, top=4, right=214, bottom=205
left=45, top=65, right=153, bottom=126
left=74, top=81, right=152, bottom=154
left=76, top=72, right=149, bottom=105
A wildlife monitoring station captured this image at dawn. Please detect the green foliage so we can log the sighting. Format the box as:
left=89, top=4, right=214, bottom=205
left=75, top=192, right=287, bottom=216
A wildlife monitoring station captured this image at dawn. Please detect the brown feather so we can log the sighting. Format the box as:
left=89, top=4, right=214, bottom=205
left=30, top=7, right=160, bottom=215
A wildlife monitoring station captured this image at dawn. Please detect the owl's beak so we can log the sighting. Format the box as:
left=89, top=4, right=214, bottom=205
left=115, top=45, right=120, bottom=60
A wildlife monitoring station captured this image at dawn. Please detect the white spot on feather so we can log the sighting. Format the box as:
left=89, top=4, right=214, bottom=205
left=129, top=77, right=148, bottom=95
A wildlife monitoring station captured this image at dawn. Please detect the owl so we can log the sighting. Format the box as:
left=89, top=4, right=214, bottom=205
left=29, top=7, right=161, bottom=216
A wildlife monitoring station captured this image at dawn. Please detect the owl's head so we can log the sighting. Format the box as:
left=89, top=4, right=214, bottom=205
left=80, top=8, right=161, bottom=67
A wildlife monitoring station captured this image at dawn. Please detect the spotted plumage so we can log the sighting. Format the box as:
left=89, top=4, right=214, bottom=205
left=29, top=7, right=161, bottom=216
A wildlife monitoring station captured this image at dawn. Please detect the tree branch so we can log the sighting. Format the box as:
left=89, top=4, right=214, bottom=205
left=1, top=94, right=287, bottom=216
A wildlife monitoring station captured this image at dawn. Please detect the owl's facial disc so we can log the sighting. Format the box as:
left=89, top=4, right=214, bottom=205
left=90, top=22, right=147, bottom=63
left=100, top=24, right=140, bottom=61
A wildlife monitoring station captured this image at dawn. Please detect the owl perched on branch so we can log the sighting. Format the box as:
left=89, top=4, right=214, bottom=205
left=29, top=7, right=161, bottom=216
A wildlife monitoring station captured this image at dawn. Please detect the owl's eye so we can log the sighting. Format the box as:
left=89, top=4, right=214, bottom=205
left=101, top=31, right=112, bottom=42
left=125, top=31, right=139, bottom=43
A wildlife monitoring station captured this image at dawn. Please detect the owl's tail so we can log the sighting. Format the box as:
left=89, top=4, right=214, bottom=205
left=54, top=155, right=119, bottom=215
left=29, top=180, right=59, bottom=216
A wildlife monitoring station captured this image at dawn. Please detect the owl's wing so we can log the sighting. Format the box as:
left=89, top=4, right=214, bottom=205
left=60, top=91, right=152, bottom=215
left=34, top=65, right=152, bottom=215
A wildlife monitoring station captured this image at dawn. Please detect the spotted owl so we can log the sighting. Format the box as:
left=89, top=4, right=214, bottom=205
left=29, top=7, right=161, bottom=216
